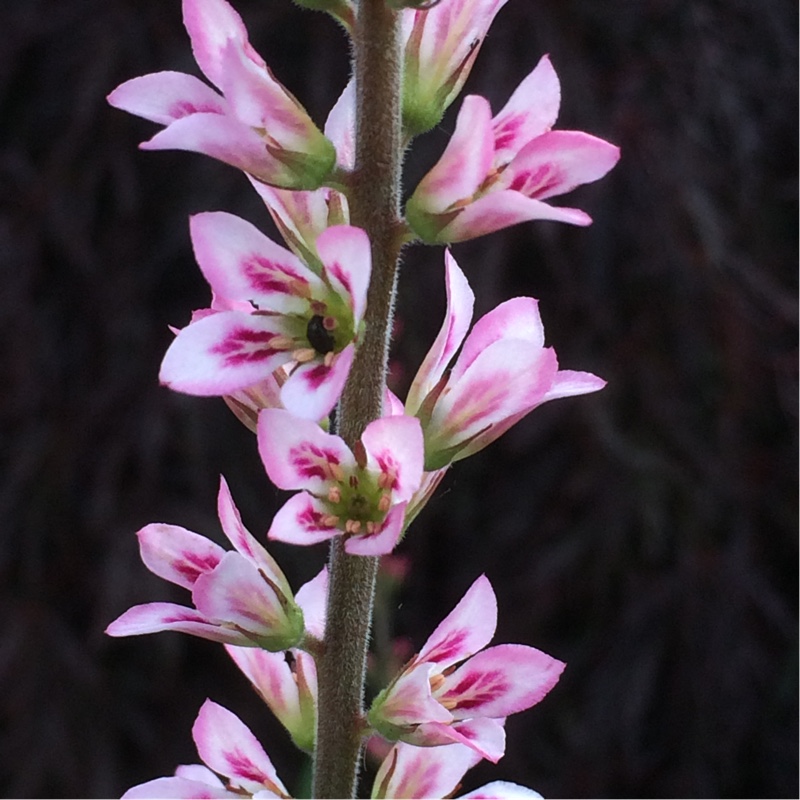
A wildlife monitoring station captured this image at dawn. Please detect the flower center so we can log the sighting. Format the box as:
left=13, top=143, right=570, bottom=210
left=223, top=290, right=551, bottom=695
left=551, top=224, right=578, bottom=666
left=323, top=471, right=392, bottom=537
left=306, top=314, right=336, bottom=355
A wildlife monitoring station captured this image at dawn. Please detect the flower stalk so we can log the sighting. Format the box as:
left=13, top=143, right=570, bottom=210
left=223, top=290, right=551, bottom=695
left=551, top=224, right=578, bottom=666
left=312, top=0, right=404, bottom=796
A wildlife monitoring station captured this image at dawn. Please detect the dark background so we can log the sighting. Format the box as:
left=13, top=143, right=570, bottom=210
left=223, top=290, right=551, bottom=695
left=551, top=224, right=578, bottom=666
left=1, top=0, right=797, bottom=797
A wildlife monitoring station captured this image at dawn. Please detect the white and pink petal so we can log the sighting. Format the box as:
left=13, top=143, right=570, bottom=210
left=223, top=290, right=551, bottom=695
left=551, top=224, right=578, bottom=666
left=225, top=646, right=305, bottom=736
left=137, top=523, right=225, bottom=590
left=106, top=603, right=253, bottom=646
left=267, top=493, right=341, bottom=546
left=372, top=741, right=481, bottom=800
left=295, top=567, right=329, bottom=639
left=258, top=408, right=354, bottom=492
left=374, top=662, right=452, bottom=728
left=416, top=574, right=497, bottom=669
left=325, top=78, right=355, bottom=170
left=218, top=37, right=318, bottom=149
left=411, top=96, right=494, bottom=214
left=141, top=113, right=299, bottom=187
left=541, top=369, right=606, bottom=402
left=280, top=345, right=354, bottom=421
left=215, top=476, right=289, bottom=593
left=316, top=225, right=371, bottom=325
left=427, top=340, right=558, bottom=454
left=491, top=55, right=561, bottom=164
left=499, top=130, right=620, bottom=201
left=160, top=311, right=290, bottom=397
left=436, top=190, right=592, bottom=243
left=191, top=552, right=298, bottom=644
left=361, top=415, right=424, bottom=503
left=183, top=0, right=256, bottom=90
left=437, top=644, right=565, bottom=719
left=461, top=781, right=544, bottom=799
left=451, top=297, right=545, bottom=384
left=192, top=700, right=288, bottom=796
left=407, top=717, right=506, bottom=763
left=406, top=251, right=474, bottom=415
left=107, top=71, right=227, bottom=126
left=122, top=775, right=237, bottom=799
left=189, top=212, right=321, bottom=313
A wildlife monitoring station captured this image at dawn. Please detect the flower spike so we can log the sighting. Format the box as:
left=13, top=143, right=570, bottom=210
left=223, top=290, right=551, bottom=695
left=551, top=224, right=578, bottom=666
left=107, top=0, right=336, bottom=189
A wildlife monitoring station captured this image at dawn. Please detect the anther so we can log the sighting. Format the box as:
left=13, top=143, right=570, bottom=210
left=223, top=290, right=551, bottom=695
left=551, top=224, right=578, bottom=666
left=345, top=519, right=362, bottom=534
left=270, top=335, right=295, bottom=351
left=327, top=486, right=342, bottom=504
left=321, top=514, right=340, bottom=528
left=330, top=464, right=345, bottom=482
left=293, top=347, right=317, bottom=363
left=377, top=493, right=391, bottom=513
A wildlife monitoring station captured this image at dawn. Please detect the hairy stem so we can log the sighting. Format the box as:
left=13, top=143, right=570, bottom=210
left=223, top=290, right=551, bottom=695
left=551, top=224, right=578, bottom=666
left=311, top=1, right=404, bottom=797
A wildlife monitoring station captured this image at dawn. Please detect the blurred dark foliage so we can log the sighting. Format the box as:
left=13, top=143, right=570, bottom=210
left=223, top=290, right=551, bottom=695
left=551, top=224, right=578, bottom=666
left=0, top=0, right=796, bottom=797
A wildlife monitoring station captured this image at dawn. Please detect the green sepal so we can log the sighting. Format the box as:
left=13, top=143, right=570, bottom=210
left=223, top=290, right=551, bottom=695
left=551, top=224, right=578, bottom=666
left=252, top=600, right=306, bottom=652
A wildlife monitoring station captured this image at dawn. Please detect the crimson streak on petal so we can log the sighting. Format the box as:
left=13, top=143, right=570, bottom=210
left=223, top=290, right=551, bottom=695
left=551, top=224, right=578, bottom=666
left=212, top=327, right=284, bottom=366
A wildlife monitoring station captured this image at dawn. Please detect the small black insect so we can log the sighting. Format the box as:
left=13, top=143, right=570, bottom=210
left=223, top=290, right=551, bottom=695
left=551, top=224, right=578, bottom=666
left=306, top=314, right=336, bottom=355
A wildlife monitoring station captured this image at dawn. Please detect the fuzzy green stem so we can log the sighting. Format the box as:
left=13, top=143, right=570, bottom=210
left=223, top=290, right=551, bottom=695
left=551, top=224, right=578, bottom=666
left=311, top=1, right=404, bottom=798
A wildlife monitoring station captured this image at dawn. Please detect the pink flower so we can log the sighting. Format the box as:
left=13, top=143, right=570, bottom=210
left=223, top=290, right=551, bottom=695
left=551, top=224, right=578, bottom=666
left=372, top=741, right=543, bottom=799
left=159, top=219, right=370, bottom=421
left=121, top=699, right=289, bottom=799
left=258, top=409, right=424, bottom=556
left=401, top=0, right=510, bottom=136
left=106, top=477, right=310, bottom=651
left=405, top=251, right=606, bottom=469
left=367, top=575, right=565, bottom=762
left=107, top=0, right=336, bottom=189
left=405, top=55, right=620, bottom=242
left=224, top=569, right=326, bottom=752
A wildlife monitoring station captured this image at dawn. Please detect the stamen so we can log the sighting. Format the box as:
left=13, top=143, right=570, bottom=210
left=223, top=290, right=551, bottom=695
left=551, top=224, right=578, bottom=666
left=321, top=514, right=340, bottom=528
left=429, top=673, right=446, bottom=692
left=377, top=493, right=391, bottom=513
left=293, top=347, right=317, bottom=363
left=365, top=521, right=377, bottom=534
left=270, top=335, right=295, bottom=351
left=330, top=464, right=345, bottom=482
left=289, top=278, right=311, bottom=299
left=327, top=486, right=342, bottom=504
left=345, top=519, right=362, bottom=534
